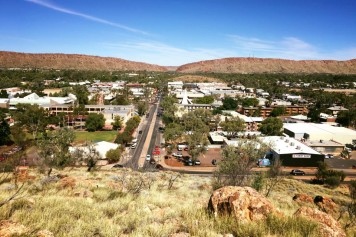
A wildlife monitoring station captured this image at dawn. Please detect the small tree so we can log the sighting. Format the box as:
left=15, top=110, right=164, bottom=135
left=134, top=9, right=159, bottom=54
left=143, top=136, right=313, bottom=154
left=85, top=113, right=105, bottom=132
left=37, top=127, right=75, bottom=176
left=106, top=147, right=122, bottom=164
left=0, top=119, right=11, bottom=146
left=72, top=142, right=100, bottom=172
left=264, top=159, right=284, bottom=197
left=259, top=117, right=283, bottom=136
left=213, top=139, right=269, bottom=189
left=220, top=116, right=246, bottom=138
left=112, top=116, right=123, bottom=130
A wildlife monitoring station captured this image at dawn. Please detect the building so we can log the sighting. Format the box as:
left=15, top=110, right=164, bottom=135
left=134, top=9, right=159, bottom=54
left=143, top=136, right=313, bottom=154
left=0, top=99, right=9, bottom=109
left=327, top=106, right=348, bottom=116
left=168, top=81, right=184, bottom=91
left=304, top=140, right=344, bottom=155
left=9, top=93, right=76, bottom=109
left=283, top=123, right=356, bottom=145
left=261, top=136, right=324, bottom=167
left=242, top=105, right=308, bottom=118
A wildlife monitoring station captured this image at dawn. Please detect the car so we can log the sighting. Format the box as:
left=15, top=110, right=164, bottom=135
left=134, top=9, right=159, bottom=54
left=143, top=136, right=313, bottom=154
left=131, top=144, right=137, bottom=149
left=177, top=147, right=183, bottom=151
left=184, top=159, right=193, bottom=166
left=172, top=152, right=182, bottom=158
left=184, top=147, right=189, bottom=151
left=138, top=130, right=143, bottom=134
left=155, top=164, right=164, bottom=170
left=290, top=169, right=305, bottom=176
left=112, top=164, right=124, bottom=168
left=149, top=159, right=156, bottom=164
left=146, top=154, right=151, bottom=161
left=194, top=160, right=201, bottom=165
left=212, top=159, right=217, bottom=165
left=327, top=154, right=334, bottom=159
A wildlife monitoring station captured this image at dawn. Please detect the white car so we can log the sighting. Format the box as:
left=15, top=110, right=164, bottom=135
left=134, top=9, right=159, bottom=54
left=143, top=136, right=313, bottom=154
left=172, top=152, right=182, bottom=158
left=146, top=154, right=151, bottom=161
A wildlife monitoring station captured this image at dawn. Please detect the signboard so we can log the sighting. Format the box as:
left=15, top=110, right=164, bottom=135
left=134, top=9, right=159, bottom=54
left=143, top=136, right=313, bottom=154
left=292, top=154, right=311, bottom=159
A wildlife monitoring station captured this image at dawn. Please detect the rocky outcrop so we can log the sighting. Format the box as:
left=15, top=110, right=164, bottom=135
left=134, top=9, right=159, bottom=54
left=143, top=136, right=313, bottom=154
left=0, top=220, right=28, bottom=237
left=294, top=206, right=345, bottom=237
left=0, top=51, right=167, bottom=71
left=293, top=193, right=314, bottom=204
left=176, top=57, right=356, bottom=74
left=208, top=186, right=276, bottom=222
left=314, top=196, right=339, bottom=216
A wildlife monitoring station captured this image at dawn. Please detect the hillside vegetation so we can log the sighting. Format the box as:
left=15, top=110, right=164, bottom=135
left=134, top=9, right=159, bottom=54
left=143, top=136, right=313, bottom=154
left=1, top=51, right=356, bottom=74
left=0, top=168, right=355, bottom=237
left=176, top=57, right=356, bottom=74
left=0, top=51, right=166, bottom=72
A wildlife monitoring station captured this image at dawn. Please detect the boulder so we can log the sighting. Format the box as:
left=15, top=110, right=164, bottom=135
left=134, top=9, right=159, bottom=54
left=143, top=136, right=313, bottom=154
left=314, top=196, right=338, bottom=215
left=293, top=193, right=314, bottom=204
left=208, top=186, right=276, bottom=222
left=0, top=220, right=29, bottom=237
left=294, top=206, right=345, bottom=237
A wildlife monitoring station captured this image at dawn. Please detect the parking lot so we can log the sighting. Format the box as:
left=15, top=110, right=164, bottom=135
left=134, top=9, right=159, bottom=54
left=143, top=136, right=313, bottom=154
left=164, top=147, right=222, bottom=167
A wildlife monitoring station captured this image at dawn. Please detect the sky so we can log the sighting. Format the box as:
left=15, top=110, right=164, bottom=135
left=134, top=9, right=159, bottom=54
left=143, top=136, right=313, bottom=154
left=0, top=0, right=355, bottom=66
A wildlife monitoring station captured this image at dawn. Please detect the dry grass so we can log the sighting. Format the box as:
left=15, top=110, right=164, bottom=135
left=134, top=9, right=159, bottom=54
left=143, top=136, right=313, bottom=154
left=0, top=168, right=354, bottom=236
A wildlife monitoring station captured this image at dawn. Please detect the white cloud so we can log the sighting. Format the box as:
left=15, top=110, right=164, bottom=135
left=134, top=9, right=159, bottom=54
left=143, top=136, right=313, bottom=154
left=25, top=0, right=148, bottom=35
left=101, top=41, right=235, bottom=66
left=228, top=35, right=356, bottom=60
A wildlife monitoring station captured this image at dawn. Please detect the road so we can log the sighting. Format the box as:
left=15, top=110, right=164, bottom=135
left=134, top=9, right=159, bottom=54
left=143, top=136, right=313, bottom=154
left=124, top=97, right=161, bottom=170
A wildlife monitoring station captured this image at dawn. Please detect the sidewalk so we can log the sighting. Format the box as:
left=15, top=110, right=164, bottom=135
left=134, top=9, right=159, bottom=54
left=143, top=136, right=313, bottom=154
left=138, top=105, right=158, bottom=168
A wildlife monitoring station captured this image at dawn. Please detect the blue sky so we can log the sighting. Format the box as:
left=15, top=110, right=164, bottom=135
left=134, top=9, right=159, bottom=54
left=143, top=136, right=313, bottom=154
left=0, top=0, right=355, bottom=66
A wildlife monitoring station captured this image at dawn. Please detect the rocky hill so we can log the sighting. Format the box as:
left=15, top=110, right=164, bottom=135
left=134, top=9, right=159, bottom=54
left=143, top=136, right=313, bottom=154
left=0, top=51, right=167, bottom=72
left=176, top=57, right=356, bottom=74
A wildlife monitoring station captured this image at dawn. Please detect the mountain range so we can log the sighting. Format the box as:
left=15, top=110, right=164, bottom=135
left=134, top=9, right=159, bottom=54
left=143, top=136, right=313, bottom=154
left=1, top=51, right=355, bottom=74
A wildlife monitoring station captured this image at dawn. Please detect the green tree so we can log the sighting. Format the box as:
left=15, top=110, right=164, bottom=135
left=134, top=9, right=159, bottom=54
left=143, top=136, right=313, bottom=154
left=336, top=110, right=356, bottom=128
left=115, top=131, right=133, bottom=145
left=193, top=96, right=214, bottom=104
left=12, top=104, right=48, bottom=139
left=10, top=125, right=28, bottom=149
left=213, top=140, right=269, bottom=189
left=241, top=97, right=259, bottom=107
left=270, top=107, right=286, bottom=117
left=163, top=122, right=184, bottom=144
left=106, top=147, right=122, bottom=164
left=220, top=116, right=246, bottom=138
left=0, top=119, right=11, bottom=146
left=307, top=107, right=321, bottom=123
left=259, top=117, right=283, bottom=136
left=0, top=90, right=8, bottom=98
left=186, top=131, right=208, bottom=162
left=112, top=116, right=123, bottom=130
left=37, top=127, right=75, bottom=176
left=136, top=101, right=149, bottom=116
left=72, top=85, right=89, bottom=105
left=85, top=113, right=105, bottom=132
left=221, top=97, right=238, bottom=110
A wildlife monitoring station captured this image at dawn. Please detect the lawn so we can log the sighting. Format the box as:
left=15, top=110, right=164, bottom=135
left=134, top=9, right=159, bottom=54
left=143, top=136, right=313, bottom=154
left=74, top=130, right=118, bottom=143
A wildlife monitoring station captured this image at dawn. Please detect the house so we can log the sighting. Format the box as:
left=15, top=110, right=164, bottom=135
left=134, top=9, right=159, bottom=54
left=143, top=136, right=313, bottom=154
left=327, top=106, right=348, bottom=116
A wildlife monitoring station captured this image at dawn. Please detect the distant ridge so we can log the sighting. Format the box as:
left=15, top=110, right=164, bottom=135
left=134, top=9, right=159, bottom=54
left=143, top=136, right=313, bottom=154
left=1, top=51, right=355, bottom=74
left=0, top=51, right=167, bottom=72
left=176, top=57, right=356, bottom=74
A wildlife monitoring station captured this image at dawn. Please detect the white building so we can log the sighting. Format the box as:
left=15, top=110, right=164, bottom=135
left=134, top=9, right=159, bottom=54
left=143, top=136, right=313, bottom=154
left=283, top=123, right=356, bottom=145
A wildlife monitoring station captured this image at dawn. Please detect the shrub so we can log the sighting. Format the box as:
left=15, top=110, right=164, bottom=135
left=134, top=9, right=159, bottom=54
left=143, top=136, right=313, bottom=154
left=325, top=176, right=341, bottom=188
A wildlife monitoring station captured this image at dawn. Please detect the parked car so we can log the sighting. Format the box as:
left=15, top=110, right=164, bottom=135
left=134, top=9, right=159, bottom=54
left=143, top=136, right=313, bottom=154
left=194, top=160, right=201, bottom=165
left=149, top=159, right=156, bottom=164
left=172, top=152, right=182, bottom=158
left=138, top=130, right=143, bottom=134
left=131, top=143, right=137, bottom=149
left=146, top=154, right=151, bottom=161
left=325, top=154, right=334, bottom=159
left=212, top=159, right=217, bottom=165
left=184, top=147, right=189, bottom=151
left=290, top=169, right=305, bottom=176
left=184, top=159, right=193, bottom=166
left=112, top=164, right=124, bottom=168
left=155, top=164, right=164, bottom=170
